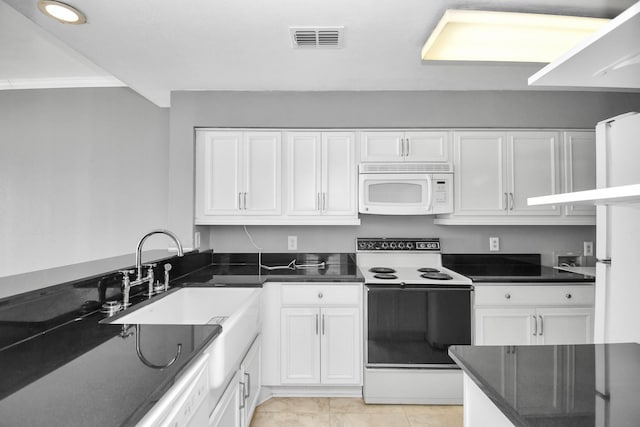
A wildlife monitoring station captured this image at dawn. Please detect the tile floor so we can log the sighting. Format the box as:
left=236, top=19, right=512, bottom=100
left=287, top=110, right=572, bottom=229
left=249, top=397, right=463, bottom=427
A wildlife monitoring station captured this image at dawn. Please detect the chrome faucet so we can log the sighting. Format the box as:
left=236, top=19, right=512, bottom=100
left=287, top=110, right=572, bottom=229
left=120, top=229, right=184, bottom=307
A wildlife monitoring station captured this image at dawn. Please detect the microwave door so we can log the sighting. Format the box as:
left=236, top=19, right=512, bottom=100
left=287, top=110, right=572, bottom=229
left=359, top=174, right=431, bottom=215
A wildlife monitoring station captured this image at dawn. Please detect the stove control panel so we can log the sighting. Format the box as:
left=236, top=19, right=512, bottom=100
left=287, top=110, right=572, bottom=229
left=357, top=238, right=441, bottom=252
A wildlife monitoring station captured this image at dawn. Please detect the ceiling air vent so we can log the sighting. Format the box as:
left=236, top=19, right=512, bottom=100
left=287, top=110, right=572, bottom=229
left=290, top=26, right=344, bottom=48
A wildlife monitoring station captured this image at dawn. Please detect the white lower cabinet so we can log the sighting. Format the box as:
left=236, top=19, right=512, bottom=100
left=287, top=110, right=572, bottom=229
left=474, top=285, right=594, bottom=346
left=209, top=336, right=261, bottom=427
left=280, top=306, right=361, bottom=385
left=261, top=283, right=363, bottom=390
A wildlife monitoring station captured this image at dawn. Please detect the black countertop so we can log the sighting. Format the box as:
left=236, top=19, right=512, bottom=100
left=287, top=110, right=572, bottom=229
left=449, top=343, right=640, bottom=427
left=442, top=254, right=594, bottom=283
left=0, top=251, right=360, bottom=426
left=177, top=253, right=363, bottom=286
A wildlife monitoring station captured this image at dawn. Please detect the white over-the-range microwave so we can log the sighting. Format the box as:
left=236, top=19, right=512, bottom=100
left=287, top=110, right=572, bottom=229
left=358, top=162, right=453, bottom=215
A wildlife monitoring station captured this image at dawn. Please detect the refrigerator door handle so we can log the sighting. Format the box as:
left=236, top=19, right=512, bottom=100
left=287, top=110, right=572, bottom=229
left=596, top=258, right=612, bottom=265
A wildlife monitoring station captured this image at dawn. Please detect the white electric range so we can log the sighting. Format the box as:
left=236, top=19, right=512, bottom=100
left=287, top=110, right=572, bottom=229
left=357, top=238, right=473, bottom=405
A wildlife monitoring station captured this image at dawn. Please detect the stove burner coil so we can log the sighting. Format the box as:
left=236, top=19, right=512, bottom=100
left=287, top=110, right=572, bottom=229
left=420, top=272, right=453, bottom=280
left=373, top=273, right=398, bottom=280
left=417, top=267, right=440, bottom=273
left=369, top=267, right=396, bottom=274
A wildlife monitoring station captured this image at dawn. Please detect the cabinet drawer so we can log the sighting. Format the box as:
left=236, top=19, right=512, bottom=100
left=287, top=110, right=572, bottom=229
left=280, top=284, right=361, bottom=306
left=474, top=285, right=594, bottom=307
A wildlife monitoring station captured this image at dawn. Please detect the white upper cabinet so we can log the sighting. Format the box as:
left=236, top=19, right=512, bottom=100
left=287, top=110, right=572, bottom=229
left=452, top=132, right=508, bottom=216
left=562, top=131, right=596, bottom=216
left=286, top=131, right=358, bottom=220
left=360, top=131, right=449, bottom=162
left=437, top=130, right=593, bottom=225
left=507, top=131, right=560, bottom=216
left=195, top=130, right=281, bottom=224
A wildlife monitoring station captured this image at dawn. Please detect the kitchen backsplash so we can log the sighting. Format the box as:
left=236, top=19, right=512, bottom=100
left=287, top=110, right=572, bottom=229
left=205, top=215, right=594, bottom=267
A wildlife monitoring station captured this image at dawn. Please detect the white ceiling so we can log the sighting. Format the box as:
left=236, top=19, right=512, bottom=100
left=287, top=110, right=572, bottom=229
left=1, top=0, right=636, bottom=107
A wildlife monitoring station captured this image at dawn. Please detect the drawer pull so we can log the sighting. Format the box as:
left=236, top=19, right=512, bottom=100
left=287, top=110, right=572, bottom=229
left=565, top=293, right=572, bottom=299
left=504, top=293, right=511, bottom=300
left=318, top=292, right=324, bottom=299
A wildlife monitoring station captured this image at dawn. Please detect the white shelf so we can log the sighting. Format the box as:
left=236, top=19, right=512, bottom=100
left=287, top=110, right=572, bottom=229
left=433, top=217, right=595, bottom=226
left=195, top=217, right=361, bottom=226
left=528, top=1, right=640, bottom=90
left=528, top=184, right=640, bottom=206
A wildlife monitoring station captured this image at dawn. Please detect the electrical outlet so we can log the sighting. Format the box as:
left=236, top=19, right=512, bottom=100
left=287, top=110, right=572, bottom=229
left=584, top=241, right=593, bottom=257
left=194, top=231, right=201, bottom=249
left=489, top=237, right=500, bottom=252
left=288, top=235, right=298, bottom=251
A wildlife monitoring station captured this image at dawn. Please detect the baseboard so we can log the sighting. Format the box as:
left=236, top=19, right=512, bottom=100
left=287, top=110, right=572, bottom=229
left=258, top=385, right=363, bottom=404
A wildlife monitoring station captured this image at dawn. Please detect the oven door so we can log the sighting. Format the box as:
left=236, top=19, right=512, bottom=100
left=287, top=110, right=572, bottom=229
left=359, top=173, right=433, bottom=215
left=365, top=285, right=472, bottom=368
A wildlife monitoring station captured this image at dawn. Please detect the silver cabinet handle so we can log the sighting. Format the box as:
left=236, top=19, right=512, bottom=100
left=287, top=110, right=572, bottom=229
left=596, top=258, right=611, bottom=265
left=322, top=192, right=326, bottom=212
left=539, top=315, right=543, bottom=336
left=400, top=138, right=405, bottom=157
left=533, top=315, right=537, bottom=336
left=406, top=138, right=410, bottom=157
left=238, top=192, right=243, bottom=210
left=317, top=192, right=321, bottom=211
left=243, top=192, right=247, bottom=210
left=315, top=314, right=319, bottom=335
left=244, top=373, right=250, bottom=399
left=504, top=193, right=508, bottom=210
left=239, top=381, right=246, bottom=409
left=509, top=192, right=514, bottom=210
left=322, top=314, right=325, bottom=335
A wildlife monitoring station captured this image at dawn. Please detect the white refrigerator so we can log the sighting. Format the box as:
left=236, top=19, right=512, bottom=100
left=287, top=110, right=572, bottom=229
left=594, top=111, right=640, bottom=343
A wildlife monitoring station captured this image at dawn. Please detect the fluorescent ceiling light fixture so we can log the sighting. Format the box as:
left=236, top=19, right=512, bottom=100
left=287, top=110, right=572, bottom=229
left=37, top=0, right=86, bottom=24
left=422, top=10, right=609, bottom=63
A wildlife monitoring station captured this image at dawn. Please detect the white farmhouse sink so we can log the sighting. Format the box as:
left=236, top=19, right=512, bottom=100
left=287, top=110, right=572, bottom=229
left=107, top=287, right=259, bottom=325
left=106, top=287, right=262, bottom=391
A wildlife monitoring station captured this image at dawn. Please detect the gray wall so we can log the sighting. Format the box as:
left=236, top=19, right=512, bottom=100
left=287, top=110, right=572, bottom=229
left=169, top=90, right=640, bottom=265
left=0, top=88, right=170, bottom=278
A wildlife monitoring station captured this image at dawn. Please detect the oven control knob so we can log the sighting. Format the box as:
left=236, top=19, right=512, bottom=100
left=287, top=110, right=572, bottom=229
left=398, top=242, right=405, bottom=249
left=381, top=242, right=389, bottom=249
left=358, top=242, right=366, bottom=250
left=367, top=243, right=374, bottom=249
left=390, top=242, right=397, bottom=249
left=406, top=242, right=414, bottom=249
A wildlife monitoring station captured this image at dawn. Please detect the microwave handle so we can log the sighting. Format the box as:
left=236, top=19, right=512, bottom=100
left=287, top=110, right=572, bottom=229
left=425, top=175, right=433, bottom=211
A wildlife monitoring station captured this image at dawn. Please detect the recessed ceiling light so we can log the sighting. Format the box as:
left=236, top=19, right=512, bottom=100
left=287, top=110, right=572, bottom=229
left=37, top=0, right=86, bottom=24
left=422, top=10, right=609, bottom=63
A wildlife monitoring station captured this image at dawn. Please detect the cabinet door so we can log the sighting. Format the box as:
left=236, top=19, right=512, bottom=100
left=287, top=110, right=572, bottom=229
left=475, top=308, right=537, bottom=345
left=240, top=336, right=261, bottom=426
left=508, top=132, right=560, bottom=216
left=286, top=132, right=322, bottom=216
left=404, top=131, right=449, bottom=162
left=196, top=131, right=243, bottom=216
left=244, top=132, right=281, bottom=215
left=536, top=307, right=593, bottom=345
left=209, top=371, right=241, bottom=427
left=563, top=131, right=596, bottom=216
left=280, top=307, right=320, bottom=384
left=453, top=132, right=508, bottom=216
left=513, top=346, right=564, bottom=415
left=322, top=132, right=357, bottom=216
left=360, top=132, right=403, bottom=161
left=320, top=307, right=361, bottom=385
